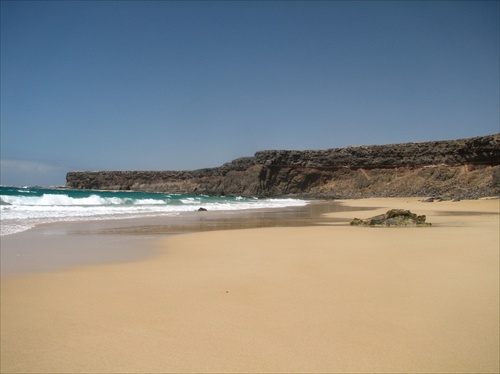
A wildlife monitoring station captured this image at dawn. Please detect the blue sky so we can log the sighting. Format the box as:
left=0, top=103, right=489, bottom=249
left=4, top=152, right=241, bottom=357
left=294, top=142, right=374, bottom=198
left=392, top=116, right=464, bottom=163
left=1, top=1, right=499, bottom=186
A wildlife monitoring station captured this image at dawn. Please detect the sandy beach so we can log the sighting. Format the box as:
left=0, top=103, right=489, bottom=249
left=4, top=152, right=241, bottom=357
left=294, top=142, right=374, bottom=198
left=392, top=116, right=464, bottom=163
left=1, top=198, right=499, bottom=373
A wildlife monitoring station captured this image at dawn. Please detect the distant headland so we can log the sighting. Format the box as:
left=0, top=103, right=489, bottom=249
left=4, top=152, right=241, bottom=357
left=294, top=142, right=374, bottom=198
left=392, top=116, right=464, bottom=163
left=66, top=134, right=499, bottom=199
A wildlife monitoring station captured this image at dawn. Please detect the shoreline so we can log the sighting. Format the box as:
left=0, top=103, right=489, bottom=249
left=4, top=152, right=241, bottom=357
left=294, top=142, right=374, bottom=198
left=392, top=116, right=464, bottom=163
left=1, top=198, right=498, bottom=373
left=1, top=200, right=352, bottom=276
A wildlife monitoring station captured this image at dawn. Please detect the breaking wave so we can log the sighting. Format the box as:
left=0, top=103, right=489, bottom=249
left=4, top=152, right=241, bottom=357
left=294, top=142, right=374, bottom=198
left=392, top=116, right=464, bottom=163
left=0, top=186, right=308, bottom=236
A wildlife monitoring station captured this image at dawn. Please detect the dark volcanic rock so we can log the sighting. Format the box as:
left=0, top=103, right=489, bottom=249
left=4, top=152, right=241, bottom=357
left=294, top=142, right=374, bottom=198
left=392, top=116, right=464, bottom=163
left=254, top=134, right=499, bottom=169
left=350, top=209, right=431, bottom=227
left=66, top=134, right=500, bottom=198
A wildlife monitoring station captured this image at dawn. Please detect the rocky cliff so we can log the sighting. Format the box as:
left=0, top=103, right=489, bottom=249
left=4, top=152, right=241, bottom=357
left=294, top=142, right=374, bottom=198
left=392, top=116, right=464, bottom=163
left=66, top=134, right=500, bottom=199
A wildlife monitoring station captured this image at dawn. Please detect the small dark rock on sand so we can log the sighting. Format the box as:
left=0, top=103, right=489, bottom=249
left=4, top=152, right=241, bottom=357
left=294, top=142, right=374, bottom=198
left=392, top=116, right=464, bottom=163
left=197, top=207, right=207, bottom=211
left=350, top=209, right=431, bottom=227
left=422, top=197, right=445, bottom=203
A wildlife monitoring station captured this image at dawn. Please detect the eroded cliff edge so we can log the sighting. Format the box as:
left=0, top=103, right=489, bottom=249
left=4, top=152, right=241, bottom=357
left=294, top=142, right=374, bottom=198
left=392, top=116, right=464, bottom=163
left=66, top=134, right=500, bottom=198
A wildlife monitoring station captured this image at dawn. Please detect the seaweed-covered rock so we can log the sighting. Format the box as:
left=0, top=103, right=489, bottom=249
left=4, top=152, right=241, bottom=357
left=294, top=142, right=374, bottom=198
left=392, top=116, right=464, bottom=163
left=350, top=209, right=431, bottom=227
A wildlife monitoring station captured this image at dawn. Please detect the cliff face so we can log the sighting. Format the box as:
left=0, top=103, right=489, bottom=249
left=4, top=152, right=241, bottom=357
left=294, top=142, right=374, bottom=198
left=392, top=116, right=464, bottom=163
left=66, top=134, right=500, bottom=198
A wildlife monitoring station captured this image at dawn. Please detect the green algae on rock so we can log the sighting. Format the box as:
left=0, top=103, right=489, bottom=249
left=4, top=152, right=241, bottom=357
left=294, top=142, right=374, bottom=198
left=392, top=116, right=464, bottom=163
left=350, top=209, right=431, bottom=227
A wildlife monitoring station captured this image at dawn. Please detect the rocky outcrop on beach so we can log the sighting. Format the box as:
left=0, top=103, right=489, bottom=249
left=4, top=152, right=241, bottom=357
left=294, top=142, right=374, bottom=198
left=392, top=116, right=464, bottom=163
left=66, top=134, right=500, bottom=199
left=350, top=209, right=431, bottom=227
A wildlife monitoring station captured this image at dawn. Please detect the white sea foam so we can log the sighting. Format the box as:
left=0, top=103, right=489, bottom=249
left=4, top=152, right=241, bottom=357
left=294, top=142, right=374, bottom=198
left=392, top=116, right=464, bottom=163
left=0, top=190, right=308, bottom=236
left=0, top=194, right=170, bottom=206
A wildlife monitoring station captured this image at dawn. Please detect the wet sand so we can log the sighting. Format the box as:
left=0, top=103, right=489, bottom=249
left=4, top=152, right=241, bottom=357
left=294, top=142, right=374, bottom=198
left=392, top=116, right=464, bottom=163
left=0, top=201, right=358, bottom=276
left=1, top=198, right=499, bottom=373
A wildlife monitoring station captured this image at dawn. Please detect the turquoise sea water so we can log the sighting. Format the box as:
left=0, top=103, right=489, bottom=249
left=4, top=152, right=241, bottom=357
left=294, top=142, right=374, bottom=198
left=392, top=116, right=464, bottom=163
left=0, top=186, right=308, bottom=236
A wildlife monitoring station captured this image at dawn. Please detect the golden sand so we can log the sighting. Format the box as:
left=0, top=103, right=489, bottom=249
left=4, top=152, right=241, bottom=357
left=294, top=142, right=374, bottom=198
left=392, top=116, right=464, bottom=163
left=1, top=198, right=499, bottom=373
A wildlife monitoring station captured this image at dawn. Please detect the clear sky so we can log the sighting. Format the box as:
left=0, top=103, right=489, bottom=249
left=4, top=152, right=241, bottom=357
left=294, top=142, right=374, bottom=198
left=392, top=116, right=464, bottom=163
left=1, top=1, right=499, bottom=187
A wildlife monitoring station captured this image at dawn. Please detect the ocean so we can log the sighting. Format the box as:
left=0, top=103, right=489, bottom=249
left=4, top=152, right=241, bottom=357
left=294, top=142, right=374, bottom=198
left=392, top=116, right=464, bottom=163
left=0, top=186, right=309, bottom=236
